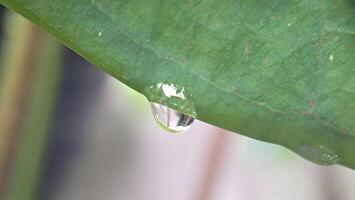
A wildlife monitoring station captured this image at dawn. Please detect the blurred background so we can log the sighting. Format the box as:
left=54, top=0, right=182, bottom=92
left=1, top=8, right=355, bottom=200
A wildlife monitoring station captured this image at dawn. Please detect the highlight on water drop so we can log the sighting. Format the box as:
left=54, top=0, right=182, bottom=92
left=145, top=82, right=197, bottom=134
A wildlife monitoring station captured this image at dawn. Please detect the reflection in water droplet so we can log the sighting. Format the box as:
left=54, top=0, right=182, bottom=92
left=146, top=82, right=196, bottom=134
left=297, top=145, right=339, bottom=165
left=150, top=102, right=194, bottom=134
left=156, top=83, right=186, bottom=99
left=329, top=54, right=334, bottom=61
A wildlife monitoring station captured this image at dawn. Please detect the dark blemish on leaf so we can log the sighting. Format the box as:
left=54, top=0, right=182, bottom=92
left=309, top=100, right=316, bottom=110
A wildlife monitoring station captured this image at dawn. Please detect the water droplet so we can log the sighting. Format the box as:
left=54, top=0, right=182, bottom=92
left=150, top=102, right=194, bottom=134
left=329, top=54, right=334, bottom=61
left=297, top=145, right=339, bottom=165
left=98, top=28, right=103, bottom=37
left=146, top=82, right=196, bottom=134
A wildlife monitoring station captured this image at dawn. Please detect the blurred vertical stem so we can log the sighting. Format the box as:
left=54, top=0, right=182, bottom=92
left=197, top=129, right=230, bottom=200
left=0, top=12, right=62, bottom=200
left=0, top=11, right=39, bottom=191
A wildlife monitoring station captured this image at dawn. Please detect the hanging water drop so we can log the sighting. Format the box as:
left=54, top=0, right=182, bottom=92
left=146, top=82, right=197, bottom=134
left=150, top=102, right=195, bottom=134
left=296, top=144, right=339, bottom=165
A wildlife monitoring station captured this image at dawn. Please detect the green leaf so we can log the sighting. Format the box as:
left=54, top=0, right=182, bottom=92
left=1, top=0, right=355, bottom=168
